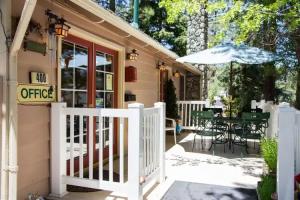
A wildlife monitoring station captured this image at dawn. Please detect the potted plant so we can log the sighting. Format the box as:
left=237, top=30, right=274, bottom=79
left=164, top=79, right=181, bottom=134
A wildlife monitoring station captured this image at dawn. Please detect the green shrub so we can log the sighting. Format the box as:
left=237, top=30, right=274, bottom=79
left=164, top=79, right=179, bottom=119
left=257, top=175, right=276, bottom=200
left=261, top=138, right=278, bottom=173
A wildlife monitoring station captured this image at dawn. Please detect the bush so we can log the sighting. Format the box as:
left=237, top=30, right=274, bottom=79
left=164, top=79, right=179, bottom=119
left=261, top=138, right=278, bottom=173
left=258, top=175, right=276, bottom=200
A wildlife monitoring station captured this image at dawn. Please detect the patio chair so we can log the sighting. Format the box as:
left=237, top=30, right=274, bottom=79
left=191, top=111, right=228, bottom=152
left=232, top=112, right=270, bottom=153
left=166, top=118, right=177, bottom=144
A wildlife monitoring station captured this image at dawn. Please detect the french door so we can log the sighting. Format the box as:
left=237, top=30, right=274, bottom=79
left=60, top=35, right=118, bottom=170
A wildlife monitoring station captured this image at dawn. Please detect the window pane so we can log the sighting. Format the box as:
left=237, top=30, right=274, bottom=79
left=61, top=41, right=74, bottom=69
left=96, top=72, right=104, bottom=90
left=96, top=92, right=104, bottom=108
left=75, top=45, right=88, bottom=69
left=105, top=54, right=113, bottom=72
left=61, top=68, right=73, bottom=89
left=96, top=52, right=105, bottom=71
left=105, top=92, right=113, bottom=108
left=75, top=68, right=87, bottom=89
left=61, top=90, right=73, bottom=107
left=61, top=41, right=74, bottom=89
left=74, top=92, right=87, bottom=108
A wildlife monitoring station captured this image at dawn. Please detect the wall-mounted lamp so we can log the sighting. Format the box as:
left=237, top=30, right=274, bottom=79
left=157, top=61, right=167, bottom=71
left=126, top=49, right=139, bottom=60
left=173, top=70, right=180, bottom=78
left=45, top=9, right=70, bottom=38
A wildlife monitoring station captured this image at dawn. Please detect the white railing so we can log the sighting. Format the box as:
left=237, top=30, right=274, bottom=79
left=50, top=102, right=165, bottom=200
left=276, top=104, right=300, bottom=200
left=177, top=101, right=208, bottom=129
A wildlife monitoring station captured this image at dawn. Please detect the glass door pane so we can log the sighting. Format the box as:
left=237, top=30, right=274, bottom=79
left=95, top=50, right=115, bottom=148
left=61, top=40, right=89, bottom=160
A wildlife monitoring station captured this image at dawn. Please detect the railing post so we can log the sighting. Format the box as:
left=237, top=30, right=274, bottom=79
left=50, top=103, right=67, bottom=197
left=155, top=102, right=165, bottom=183
left=277, top=104, right=295, bottom=200
left=128, top=103, right=144, bottom=200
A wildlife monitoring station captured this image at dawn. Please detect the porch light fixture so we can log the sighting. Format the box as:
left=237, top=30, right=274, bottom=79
left=45, top=9, right=70, bottom=38
left=173, top=70, right=180, bottom=78
left=157, top=61, right=167, bottom=71
left=126, top=49, right=139, bottom=61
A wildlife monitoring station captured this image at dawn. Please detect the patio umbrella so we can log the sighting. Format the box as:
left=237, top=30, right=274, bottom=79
left=176, top=43, right=280, bottom=117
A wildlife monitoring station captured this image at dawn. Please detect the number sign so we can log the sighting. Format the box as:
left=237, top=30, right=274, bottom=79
left=30, top=72, right=49, bottom=84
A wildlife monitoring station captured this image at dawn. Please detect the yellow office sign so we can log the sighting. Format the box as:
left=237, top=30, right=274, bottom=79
left=17, top=84, right=56, bottom=104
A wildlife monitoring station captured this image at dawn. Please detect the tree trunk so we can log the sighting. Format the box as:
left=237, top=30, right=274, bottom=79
left=294, top=29, right=300, bottom=109
left=186, top=3, right=208, bottom=100
left=259, top=0, right=276, bottom=102
left=263, top=64, right=276, bottom=101
left=109, top=0, right=115, bottom=12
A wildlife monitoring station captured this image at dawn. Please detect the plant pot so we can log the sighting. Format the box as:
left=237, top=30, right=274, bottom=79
left=257, top=181, right=262, bottom=200
left=271, top=192, right=278, bottom=200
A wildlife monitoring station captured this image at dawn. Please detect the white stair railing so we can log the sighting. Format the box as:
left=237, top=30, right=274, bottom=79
left=50, top=102, right=165, bottom=200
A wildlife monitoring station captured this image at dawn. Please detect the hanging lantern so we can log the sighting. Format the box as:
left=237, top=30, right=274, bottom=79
left=54, top=19, right=70, bottom=38
left=45, top=9, right=70, bottom=38
left=157, top=61, right=167, bottom=71
left=126, top=49, right=139, bottom=61
left=173, top=70, right=180, bottom=78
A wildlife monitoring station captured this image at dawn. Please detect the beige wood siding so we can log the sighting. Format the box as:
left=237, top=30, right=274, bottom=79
left=14, top=0, right=186, bottom=199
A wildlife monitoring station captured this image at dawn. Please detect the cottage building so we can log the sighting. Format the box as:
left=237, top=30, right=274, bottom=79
left=0, top=0, right=200, bottom=199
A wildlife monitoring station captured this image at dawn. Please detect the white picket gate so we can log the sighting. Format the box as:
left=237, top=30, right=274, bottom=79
left=276, top=104, right=300, bottom=200
left=177, top=101, right=208, bottom=129
left=50, top=102, right=165, bottom=200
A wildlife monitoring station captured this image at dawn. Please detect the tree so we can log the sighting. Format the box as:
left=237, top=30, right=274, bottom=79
left=161, top=0, right=300, bottom=108
left=139, top=0, right=187, bottom=56
left=208, top=0, right=300, bottom=107
left=96, top=0, right=187, bottom=56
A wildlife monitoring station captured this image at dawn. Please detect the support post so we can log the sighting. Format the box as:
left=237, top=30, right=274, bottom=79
left=0, top=0, right=11, bottom=198
left=50, top=103, right=67, bottom=197
left=277, top=104, right=295, bottom=200
left=128, top=103, right=144, bottom=200
left=155, top=102, right=165, bottom=183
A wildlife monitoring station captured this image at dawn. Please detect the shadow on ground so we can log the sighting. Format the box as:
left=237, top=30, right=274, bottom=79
left=161, top=181, right=257, bottom=200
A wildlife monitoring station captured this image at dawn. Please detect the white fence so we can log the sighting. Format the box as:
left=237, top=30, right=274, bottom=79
left=251, top=100, right=278, bottom=138
left=276, top=104, right=300, bottom=200
left=50, top=102, right=165, bottom=200
left=177, top=101, right=208, bottom=129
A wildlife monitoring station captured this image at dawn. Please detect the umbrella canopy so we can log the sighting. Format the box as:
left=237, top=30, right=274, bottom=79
left=176, top=43, right=280, bottom=65
left=176, top=43, right=280, bottom=119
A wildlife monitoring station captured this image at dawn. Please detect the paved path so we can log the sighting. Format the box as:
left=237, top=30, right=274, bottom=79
left=147, top=132, right=263, bottom=200
left=59, top=132, right=263, bottom=200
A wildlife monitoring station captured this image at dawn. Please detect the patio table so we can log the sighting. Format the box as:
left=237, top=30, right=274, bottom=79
left=213, top=116, right=242, bottom=149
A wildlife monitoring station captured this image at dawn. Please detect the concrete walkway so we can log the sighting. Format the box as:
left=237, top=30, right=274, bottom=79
left=147, top=132, right=263, bottom=200
left=58, top=131, right=263, bottom=200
